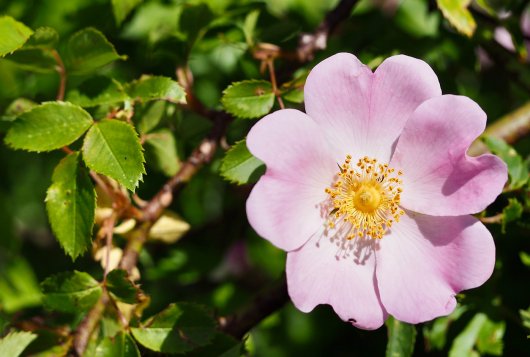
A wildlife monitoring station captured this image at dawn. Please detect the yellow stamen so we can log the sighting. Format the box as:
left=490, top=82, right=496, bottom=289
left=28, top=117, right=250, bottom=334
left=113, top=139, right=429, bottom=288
left=325, top=156, right=404, bottom=240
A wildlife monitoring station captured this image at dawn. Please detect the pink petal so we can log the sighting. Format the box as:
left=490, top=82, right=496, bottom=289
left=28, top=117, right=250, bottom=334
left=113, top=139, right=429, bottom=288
left=246, top=109, right=336, bottom=251
left=304, top=53, right=441, bottom=162
left=391, top=95, right=507, bottom=216
left=376, top=212, right=495, bottom=324
left=286, top=236, right=387, bottom=330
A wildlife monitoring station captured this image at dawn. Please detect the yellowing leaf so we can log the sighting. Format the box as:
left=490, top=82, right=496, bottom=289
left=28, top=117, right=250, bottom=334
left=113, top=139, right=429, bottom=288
left=437, top=0, right=476, bottom=37
left=149, top=211, right=190, bottom=244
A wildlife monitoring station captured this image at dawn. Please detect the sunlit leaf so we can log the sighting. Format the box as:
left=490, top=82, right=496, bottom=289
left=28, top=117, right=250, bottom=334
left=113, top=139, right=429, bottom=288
left=220, top=139, right=265, bottom=184
left=502, top=198, right=523, bottom=233
left=437, top=0, right=476, bottom=37
left=5, top=101, right=93, bottom=152
left=46, top=152, right=95, bottom=260
left=41, top=271, right=102, bottom=313
left=82, top=119, right=145, bottom=191
left=449, top=313, right=505, bottom=357
left=0, top=16, right=33, bottom=57
left=131, top=303, right=216, bottom=353
left=221, top=80, right=275, bottom=119
left=0, top=257, right=42, bottom=313
left=149, top=210, right=190, bottom=244
left=0, top=331, right=37, bottom=357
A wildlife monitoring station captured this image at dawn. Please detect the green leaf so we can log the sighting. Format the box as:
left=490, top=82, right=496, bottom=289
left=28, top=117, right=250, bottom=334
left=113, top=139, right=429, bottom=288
left=67, top=76, right=129, bottom=108
left=242, top=9, right=260, bottom=47
left=111, top=0, right=142, bottom=27
left=0, top=16, right=33, bottom=57
left=82, top=119, right=145, bottom=191
left=0, top=257, right=42, bottom=313
left=385, top=316, right=417, bottom=357
left=145, top=129, right=180, bottom=177
left=423, top=305, right=467, bottom=351
left=449, top=313, right=505, bottom=357
left=280, top=73, right=307, bottom=104
left=501, top=198, right=523, bottom=233
left=520, top=308, right=530, bottom=332
left=126, top=76, right=185, bottom=104
left=137, top=101, right=166, bottom=134
left=476, top=317, right=505, bottom=355
left=3, top=27, right=59, bottom=73
left=520, top=251, right=530, bottom=267
left=95, top=332, right=140, bottom=357
left=131, top=303, right=216, bottom=354
left=221, top=80, right=275, bottom=119
left=41, top=270, right=102, bottom=313
left=5, top=101, right=94, bottom=152
left=46, top=152, right=96, bottom=260
left=0, top=331, right=37, bottom=357
left=483, top=137, right=528, bottom=189
left=2, top=98, right=38, bottom=121
left=106, top=269, right=139, bottom=304
left=220, top=139, right=265, bottom=184
left=24, top=27, right=59, bottom=49
left=436, top=0, right=476, bottom=37
left=65, top=27, right=126, bottom=75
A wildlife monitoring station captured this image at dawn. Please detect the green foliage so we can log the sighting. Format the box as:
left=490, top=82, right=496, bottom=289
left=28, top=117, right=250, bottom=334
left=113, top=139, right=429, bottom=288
left=46, top=152, right=95, bottom=260
left=502, top=198, right=523, bottom=233
left=1, top=0, right=530, bottom=356
left=0, top=331, right=37, bottom=357
left=221, top=80, right=275, bottom=119
left=145, top=129, right=180, bottom=176
left=5, top=102, right=93, bottom=152
left=82, top=119, right=145, bottom=191
left=130, top=303, right=216, bottom=353
left=64, top=28, right=126, bottom=75
left=67, top=76, right=128, bottom=108
left=449, top=313, right=505, bottom=356
left=106, top=269, right=139, bottom=304
left=111, top=0, right=143, bottom=27
left=385, top=317, right=417, bottom=357
left=483, top=136, right=529, bottom=190
left=126, top=75, right=186, bottom=104
left=0, top=16, right=33, bottom=57
left=0, top=257, right=42, bottom=313
left=41, top=271, right=102, bottom=313
left=436, top=0, right=476, bottom=37
left=220, top=139, right=265, bottom=184
left=95, top=332, right=140, bottom=357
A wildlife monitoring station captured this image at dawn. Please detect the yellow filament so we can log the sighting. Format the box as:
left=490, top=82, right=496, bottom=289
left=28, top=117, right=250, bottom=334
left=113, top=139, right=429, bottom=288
left=325, top=155, right=404, bottom=240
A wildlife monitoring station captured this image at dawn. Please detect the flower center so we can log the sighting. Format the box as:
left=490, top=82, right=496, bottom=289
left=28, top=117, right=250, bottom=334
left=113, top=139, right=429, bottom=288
left=324, top=155, right=404, bottom=240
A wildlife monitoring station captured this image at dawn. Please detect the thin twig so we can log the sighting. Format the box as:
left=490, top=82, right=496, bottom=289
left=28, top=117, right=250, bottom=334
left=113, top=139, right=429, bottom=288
left=297, top=0, right=359, bottom=62
left=267, top=60, right=285, bottom=109
left=479, top=213, right=503, bottom=224
left=50, top=49, right=66, bottom=101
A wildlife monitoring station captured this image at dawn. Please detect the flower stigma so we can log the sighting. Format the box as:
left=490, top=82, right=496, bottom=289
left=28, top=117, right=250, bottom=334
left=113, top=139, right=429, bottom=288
left=325, top=155, right=404, bottom=240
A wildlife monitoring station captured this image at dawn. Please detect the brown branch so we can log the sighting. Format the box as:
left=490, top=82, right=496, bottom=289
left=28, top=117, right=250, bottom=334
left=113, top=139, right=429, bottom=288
left=219, top=275, right=288, bottom=339
left=119, top=112, right=230, bottom=273
left=73, top=292, right=108, bottom=356
left=479, top=213, right=503, bottom=224
left=50, top=49, right=66, bottom=101
left=468, top=101, right=530, bottom=156
left=297, top=0, right=359, bottom=62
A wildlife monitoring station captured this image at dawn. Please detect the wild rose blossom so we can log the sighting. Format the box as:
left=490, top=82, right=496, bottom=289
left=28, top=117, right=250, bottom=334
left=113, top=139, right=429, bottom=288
left=245, top=53, right=507, bottom=329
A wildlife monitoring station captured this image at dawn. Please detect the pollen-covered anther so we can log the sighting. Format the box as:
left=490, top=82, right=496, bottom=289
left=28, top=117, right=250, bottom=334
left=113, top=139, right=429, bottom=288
left=325, top=156, right=404, bottom=240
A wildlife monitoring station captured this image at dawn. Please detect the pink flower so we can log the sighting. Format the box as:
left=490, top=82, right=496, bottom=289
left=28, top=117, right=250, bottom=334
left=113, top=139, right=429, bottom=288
left=245, top=53, right=507, bottom=329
